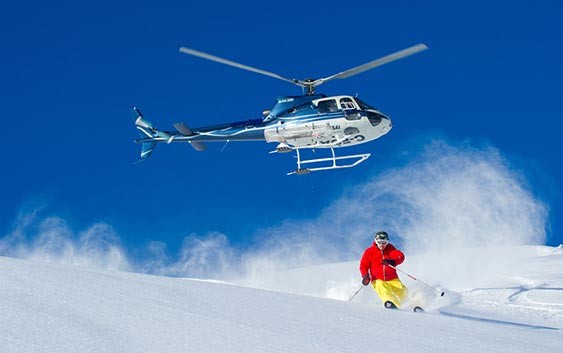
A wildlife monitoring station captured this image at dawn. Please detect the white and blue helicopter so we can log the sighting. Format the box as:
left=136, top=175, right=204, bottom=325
left=133, top=43, right=428, bottom=175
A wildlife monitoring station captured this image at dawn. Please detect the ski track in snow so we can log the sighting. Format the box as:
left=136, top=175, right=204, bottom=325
left=459, top=286, right=563, bottom=325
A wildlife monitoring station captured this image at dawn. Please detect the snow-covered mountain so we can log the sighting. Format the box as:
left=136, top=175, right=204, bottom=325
left=1, top=245, right=561, bottom=353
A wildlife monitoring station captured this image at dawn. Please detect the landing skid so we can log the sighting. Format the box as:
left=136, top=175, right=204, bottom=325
left=271, top=143, right=370, bottom=175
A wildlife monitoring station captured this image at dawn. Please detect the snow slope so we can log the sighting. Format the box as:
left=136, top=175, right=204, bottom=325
left=1, top=246, right=562, bottom=353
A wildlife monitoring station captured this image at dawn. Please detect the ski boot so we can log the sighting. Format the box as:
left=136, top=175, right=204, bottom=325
left=413, top=306, right=425, bottom=313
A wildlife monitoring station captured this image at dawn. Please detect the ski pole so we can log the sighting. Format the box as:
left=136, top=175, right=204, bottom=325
left=348, top=285, right=365, bottom=302
left=389, top=264, right=445, bottom=297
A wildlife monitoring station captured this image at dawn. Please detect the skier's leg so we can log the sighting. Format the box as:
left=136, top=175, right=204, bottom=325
left=387, top=278, right=409, bottom=306
left=373, top=279, right=408, bottom=308
left=373, top=280, right=399, bottom=307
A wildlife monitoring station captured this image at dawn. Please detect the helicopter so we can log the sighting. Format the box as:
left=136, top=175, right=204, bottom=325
left=133, top=43, right=428, bottom=175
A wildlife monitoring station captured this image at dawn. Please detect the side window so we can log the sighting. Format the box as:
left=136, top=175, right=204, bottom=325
left=339, top=97, right=356, bottom=110
left=317, top=99, right=338, bottom=113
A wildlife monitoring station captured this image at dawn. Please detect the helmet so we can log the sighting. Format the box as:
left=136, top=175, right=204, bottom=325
left=374, top=231, right=389, bottom=241
left=374, top=231, right=389, bottom=248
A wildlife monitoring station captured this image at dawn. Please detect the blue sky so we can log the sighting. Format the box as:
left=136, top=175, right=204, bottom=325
left=1, top=0, right=562, bottom=267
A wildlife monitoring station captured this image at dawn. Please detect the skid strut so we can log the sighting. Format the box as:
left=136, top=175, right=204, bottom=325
left=287, top=147, right=370, bottom=175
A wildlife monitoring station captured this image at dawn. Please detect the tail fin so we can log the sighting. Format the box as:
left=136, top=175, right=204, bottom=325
left=139, top=141, right=157, bottom=160
left=132, top=107, right=172, bottom=161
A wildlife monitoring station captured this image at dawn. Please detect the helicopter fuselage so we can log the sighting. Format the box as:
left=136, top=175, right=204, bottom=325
left=142, top=95, right=392, bottom=150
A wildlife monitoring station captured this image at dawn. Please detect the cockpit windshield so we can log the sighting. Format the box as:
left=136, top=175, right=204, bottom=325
left=355, top=98, right=375, bottom=111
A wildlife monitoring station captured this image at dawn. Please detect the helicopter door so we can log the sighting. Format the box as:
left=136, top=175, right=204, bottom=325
left=340, top=97, right=361, bottom=120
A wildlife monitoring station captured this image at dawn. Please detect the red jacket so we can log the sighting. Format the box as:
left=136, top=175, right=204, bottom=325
left=359, top=243, right=405, bottom=281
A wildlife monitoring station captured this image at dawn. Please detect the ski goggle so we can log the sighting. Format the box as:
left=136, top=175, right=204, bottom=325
left=375, top=238, right=389, bottom=246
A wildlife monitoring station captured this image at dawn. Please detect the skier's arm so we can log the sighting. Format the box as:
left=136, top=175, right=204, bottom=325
left=389, top=249, right=405, bottom=266
left=359, top=250, right=371, bottom=277
left=359, top=250, right=372, bottom=285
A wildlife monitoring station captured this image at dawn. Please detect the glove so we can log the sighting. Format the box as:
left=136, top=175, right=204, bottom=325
left=382, top=259, right=396, bottom=266
left=362, top=274, right=371, bottom=286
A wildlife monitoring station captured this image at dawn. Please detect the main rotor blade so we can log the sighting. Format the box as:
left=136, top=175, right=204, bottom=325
left=179, top=47, right=299, bottom=86
left=314, top=43, right=428, bottom=86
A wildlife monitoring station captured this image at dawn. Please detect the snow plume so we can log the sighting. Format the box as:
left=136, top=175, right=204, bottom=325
left=139, top=233, right=238, bottom=279
left=0, top=205, right=130, bottom=271
left=381, top=140, right=548, bottom=252
left=322, top=139, right=549, bottom=254
left=233, top=138, right=549, bottom=291
left=0, top=206, right=238, bottom=279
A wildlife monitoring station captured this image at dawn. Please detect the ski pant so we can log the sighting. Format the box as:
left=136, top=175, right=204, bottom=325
left=371, top=278, right=408, bottom=308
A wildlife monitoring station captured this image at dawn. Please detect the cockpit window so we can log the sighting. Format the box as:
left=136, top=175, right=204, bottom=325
left=317, top=99, right=338, bottom=113
left=355, top=98, right=375, bottom=111
left=339, top=97, right=356, bottom=110
left=367, top=111, right=386, bottom=126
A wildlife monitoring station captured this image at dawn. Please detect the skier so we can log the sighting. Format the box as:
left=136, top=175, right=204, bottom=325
left=359, top=231, right=408, bottom=309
